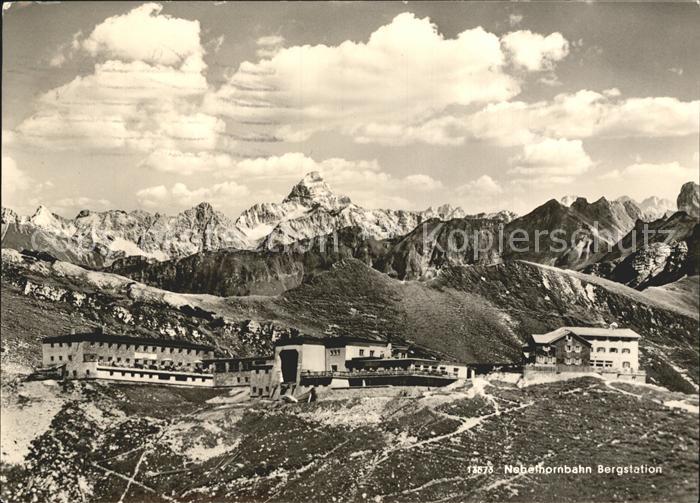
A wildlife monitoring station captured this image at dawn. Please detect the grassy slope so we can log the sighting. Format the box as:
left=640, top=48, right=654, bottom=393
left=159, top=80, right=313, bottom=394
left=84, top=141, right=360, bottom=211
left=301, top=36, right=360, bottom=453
left=643, top=276, right=700, bottom=317
left=1, top=377, right=697, bottom=503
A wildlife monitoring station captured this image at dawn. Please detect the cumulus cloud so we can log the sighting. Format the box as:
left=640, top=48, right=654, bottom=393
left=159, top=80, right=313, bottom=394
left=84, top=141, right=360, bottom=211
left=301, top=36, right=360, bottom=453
left=1, top=157, right=56, bottom=213
left=599, top=162, right=697, bottom=201
left=80, top=3, right=204, bottom=66
left=501, top=30, right=569, bottom=71
left=2, top=156, right=32, bottom=206
left=456, top=175, right=503, bottom=196
left=136, top=181, right=250, bottom=210
left=15, top=3, right=226, bottom=156
left=208, top=12, right=556, bottom=142
left=508, top=138, right=593, bottom=184
left=378, top=89, right=700, bottom=148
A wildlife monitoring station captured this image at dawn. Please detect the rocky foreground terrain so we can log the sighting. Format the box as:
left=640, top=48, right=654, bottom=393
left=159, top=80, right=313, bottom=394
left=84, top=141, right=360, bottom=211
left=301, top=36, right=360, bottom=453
left=1, top=376, right=697, bottom=503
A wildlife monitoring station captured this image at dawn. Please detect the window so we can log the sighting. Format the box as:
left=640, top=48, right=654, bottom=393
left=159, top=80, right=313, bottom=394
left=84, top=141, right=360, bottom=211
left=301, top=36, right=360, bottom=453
left=565, top=358, right=571, bottom=365
left=370, top=350, right=375, bottom=357
left=623, top=362, right=630, bottom=368
left=453, top=367, right=459, bottom=373
left=86, top=369, right=90, bottom=376
left=58, top=355, right=63, bottom=361
left=575, top=346, right=581, bottom=353
left=331, top=365, right=338, bottom=372
left=575, top=358, right=581, bottom=365
left=609, top=348, right=618, bottom=353
left=622, top=348, right=630, bottom=354
left=252, top=386, right=257, bottom=394
left=117, top=357, right=122, bottom=362
left=51, top=343, right=55, bottom=348
left=73, top=370, right=77, bottom=377
left=597, top=347, right=605, bottom=353
left=68, top=355, right=73, bottom=361
left=359, top=349, right=365, bottom=356
left=566, top=345, right=572, bottom=352
left=50, top=356, right=55, bottom=362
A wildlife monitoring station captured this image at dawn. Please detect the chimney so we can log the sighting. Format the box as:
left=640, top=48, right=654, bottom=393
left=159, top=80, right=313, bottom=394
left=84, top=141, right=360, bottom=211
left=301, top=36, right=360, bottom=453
left=609, top=322, right=619, bottom=330
left=70, top=328, right=76, bottom=335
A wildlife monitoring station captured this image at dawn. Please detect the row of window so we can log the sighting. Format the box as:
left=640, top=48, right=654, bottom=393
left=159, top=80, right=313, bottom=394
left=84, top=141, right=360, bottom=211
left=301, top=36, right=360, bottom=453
left=595, top=347, right=630, bottom=354
left=106, top=370, right=210, bottom=382
left=564, top=358, right=582, bottom=365
left=591, top=360, right=632, bottom=368
left=49, top=341, right=208, bottom=355
left=50, top=355, right=73, bottom=362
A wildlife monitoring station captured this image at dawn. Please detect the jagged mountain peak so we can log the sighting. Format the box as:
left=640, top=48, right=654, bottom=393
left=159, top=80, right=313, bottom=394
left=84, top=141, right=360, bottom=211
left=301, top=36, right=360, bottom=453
left=677, top=181, right=699, bottom=219
left=283, top=171, right=352, bottom=208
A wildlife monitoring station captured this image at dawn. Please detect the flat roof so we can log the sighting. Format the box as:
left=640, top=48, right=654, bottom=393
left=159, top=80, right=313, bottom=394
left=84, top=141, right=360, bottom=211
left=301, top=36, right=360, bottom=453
left=275, top=335, right=388, bottom=348
left=532, top=326, right=640, bottom=345
left=203, top=356, right=273, bottom=363
left=348, top=357, right=466, bottom=367
left=42, top=332, right=215, bottom=352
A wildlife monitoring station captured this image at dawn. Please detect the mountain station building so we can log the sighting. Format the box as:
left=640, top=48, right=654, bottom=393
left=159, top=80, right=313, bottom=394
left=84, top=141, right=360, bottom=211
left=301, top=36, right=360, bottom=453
left=522, top=326, right=645, bottom=381
left=41, top=329, right=216, bottom=387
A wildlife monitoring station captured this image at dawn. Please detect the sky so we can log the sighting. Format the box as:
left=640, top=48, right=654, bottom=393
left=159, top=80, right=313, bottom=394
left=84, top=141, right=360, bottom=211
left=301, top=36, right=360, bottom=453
left=2, top=1, right=699, bottom=218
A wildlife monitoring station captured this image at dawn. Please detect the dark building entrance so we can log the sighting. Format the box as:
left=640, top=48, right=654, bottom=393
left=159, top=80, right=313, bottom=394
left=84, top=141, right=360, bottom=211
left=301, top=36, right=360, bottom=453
left=280, top=350, right=299, bottom=383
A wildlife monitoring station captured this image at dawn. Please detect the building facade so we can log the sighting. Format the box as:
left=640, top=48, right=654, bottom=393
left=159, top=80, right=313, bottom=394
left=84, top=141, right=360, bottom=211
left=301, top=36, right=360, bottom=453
left=523, top=326, right=644, bottom=379
left=42, top=330, right=216, bottom=387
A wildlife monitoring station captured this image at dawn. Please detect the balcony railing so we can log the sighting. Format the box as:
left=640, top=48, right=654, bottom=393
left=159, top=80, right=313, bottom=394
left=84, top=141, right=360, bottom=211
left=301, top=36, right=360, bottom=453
left=300, top=369, right=459, bottom=379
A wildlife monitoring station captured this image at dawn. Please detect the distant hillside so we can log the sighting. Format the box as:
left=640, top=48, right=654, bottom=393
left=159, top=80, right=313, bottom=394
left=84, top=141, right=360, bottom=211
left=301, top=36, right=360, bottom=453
left=107, top=226, right=392, bottom=296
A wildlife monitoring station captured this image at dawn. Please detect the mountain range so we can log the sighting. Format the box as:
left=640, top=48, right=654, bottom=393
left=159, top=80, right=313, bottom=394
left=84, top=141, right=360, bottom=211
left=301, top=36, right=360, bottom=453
left=2, top=174, right=698, bottom=298
left=1, top=171, right=515, bottom=267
